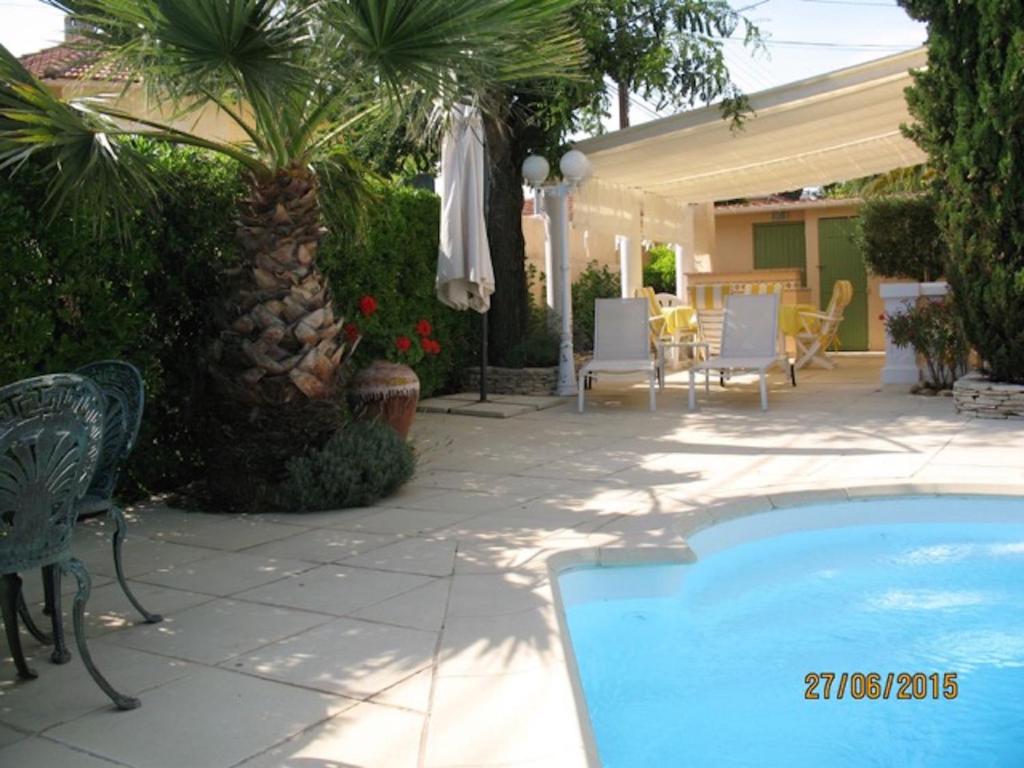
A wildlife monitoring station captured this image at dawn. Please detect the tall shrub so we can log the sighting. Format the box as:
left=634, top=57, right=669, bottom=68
left=899, top=0, right=1024, bottom=382
left=855, top=195, right=945, bottom=281
left=571, top=261, right=621, bottom=352
left=0, top=144, right=241, bottom=496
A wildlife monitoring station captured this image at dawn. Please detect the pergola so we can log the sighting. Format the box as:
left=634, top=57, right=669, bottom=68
left=568, top=47, right=928, bottom=301
left=527, top=48, right=929, bottom=394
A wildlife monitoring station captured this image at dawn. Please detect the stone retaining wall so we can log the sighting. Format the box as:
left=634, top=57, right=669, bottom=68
left=954, top=372, right=1024, bottom=419
left=463, top=366, right=557, bottom=396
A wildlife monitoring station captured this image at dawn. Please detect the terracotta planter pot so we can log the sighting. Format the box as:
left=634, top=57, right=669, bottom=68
left=346, top=360, right=420, bottom=439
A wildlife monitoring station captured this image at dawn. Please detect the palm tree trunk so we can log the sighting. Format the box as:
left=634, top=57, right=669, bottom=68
left=205, top=165, right=347, bottom=510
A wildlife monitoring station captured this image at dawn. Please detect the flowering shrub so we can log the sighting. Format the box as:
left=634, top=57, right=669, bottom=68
left=344, top=296, right=442, bottom=367
left=318, top=182, right=472, bottom=397
left=883, top=298, right=970, bottom=389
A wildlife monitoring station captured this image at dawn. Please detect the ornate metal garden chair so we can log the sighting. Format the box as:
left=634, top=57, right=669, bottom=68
left=22, top=361, right=161, bottom=666
left=70, top=361, right=162, bottom=624
left=0, top=374, right=139, bottom=709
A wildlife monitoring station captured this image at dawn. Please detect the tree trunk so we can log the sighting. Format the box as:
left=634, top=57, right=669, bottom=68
left=483, top=115, right=529, bottom=366
left=617, top=80, right=631, bottom=129
left=204, top=165, right=351, bottom=510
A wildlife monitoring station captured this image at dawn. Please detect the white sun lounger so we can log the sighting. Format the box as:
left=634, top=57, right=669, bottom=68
left=688, top=293, right=791, bottom=412
left=578, top=298, right=658, bottom=413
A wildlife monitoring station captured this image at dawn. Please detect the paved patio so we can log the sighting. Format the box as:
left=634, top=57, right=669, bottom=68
left=2, top=356, right=1023, bottom=768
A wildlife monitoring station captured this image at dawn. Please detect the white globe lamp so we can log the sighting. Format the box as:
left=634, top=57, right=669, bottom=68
left=521, top=154, right=550, bottom=187
left=559, top=149, right=590, bottom=185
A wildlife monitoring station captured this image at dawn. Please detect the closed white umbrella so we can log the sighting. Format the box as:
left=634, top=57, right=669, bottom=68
left=436, top=104, right=495, bottom=399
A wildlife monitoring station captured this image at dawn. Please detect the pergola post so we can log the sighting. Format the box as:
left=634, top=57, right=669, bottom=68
left=673, top=243, right=694, bottom=299
left=617, top=235, right=642, bottom=298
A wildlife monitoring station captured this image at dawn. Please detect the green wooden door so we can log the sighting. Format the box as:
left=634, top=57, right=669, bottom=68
left=753, top=222, right=807, bottom=285
left=818, top=217, right=869, bottom=351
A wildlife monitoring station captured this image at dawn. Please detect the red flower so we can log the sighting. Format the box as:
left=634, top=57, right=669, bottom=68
left=358, top=295, right=378, bottom=317
left=395, top=335, right=412, bottom=352
left=415, top=318, right=433, bottom=337
left=422, top=338, right=441, bottom=355
left=343, top=323, right=360, bottom=343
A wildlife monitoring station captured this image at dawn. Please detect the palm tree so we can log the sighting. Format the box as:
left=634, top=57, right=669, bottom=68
left=0, top=0, right=582, bottom=506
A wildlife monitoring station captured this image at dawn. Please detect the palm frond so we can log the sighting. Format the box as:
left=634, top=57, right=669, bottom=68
left=0, top=43, right=264, bottom=231
left=0, top=43, right=160, bottom=231
left=325, top=0, right=585, bottom=104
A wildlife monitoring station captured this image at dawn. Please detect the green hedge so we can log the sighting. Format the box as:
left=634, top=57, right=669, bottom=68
left=319, top=181, right=473, bottom=397
left=0, top=143, right=241, bottom=497
left=0, top=149, right=468, bottom=497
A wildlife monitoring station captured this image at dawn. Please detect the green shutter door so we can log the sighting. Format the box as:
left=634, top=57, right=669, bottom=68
left=753, top=222, right=807, bottom=285
left=818, top=217, right=869, bottom=351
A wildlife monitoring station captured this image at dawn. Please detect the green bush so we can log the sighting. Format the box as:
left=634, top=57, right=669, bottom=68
left=899, top=0, right=1024, bottom=382
left=855, top=196, right=945, bottom=281
left=571, top=261, right=621, bottom=352
left=283, top=420, right=415, bottom=510
left=0, top=149, right=466, bottom=500
left=0, top=143, right=241, bottom=497
left=884, top=299, right=970, bottom=389
left=643, top=245, right=676, bottom=293
left=319, top=181, right=473, bottom=396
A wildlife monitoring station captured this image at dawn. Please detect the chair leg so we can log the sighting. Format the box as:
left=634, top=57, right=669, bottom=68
left=1, top=574, right=37, bottom=679
left=688, top=368, right=697, bottom=411
left=16, top=591, right=52, bottom=645
left=759, top=372, right=768, bottom=411
left=790, top=362, right=797, bottom=387
left=45, top=565, right=70, bottom=664
left=42, top=568, right=53, bottom=617
left=649, top=373, right=657, bottom=411
left=63, top=558, right=140, bottom=710
left=110, top=507, right=162, bottom=624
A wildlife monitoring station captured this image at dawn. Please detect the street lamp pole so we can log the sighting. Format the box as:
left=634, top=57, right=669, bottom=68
left=522, top=150, right=591, bottom=397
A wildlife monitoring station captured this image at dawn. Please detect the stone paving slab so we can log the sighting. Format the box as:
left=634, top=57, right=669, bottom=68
left=7, top=358, right=1024, bottom=768
left=448, top=401, right=536, bottom=418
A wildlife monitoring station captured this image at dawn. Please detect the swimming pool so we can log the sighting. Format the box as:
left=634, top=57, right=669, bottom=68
left=557, top=496, right=1024, bottom=767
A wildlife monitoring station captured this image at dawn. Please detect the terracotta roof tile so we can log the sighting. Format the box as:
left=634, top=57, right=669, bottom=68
left=19, top=42, right=133, bottom=82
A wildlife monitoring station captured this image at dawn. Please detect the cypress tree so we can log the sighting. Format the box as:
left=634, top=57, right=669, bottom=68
left=899, top=0, right=1024, bottom=382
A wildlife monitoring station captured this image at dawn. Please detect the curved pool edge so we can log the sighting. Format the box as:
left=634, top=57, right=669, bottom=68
left=546, top=481, right=1024, bottom=768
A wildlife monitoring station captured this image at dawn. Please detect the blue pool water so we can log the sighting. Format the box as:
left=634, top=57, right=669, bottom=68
left=559, top=497, right=1024, bottom=767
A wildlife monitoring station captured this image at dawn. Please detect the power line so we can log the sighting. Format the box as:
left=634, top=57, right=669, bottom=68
left=720, top=37, right=916, bottom=51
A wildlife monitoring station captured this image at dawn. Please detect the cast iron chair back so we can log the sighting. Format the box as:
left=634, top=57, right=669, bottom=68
left=75, top=361, right=144, bottom=503
left=0, top=375, right=104, bottom=574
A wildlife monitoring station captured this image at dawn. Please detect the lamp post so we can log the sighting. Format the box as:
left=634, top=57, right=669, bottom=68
left=522, top=149, right=591, bottom=397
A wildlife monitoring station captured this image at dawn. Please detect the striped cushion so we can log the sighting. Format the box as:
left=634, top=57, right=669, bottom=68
left=687, top=284, right=733, bottom=309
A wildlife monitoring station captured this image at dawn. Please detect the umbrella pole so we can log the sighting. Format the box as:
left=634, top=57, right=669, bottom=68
left=479, top=310, right=488, bottom=402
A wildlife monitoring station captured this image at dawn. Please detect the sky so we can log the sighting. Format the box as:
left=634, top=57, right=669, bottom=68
left=0, top=0, right=927, bottom=128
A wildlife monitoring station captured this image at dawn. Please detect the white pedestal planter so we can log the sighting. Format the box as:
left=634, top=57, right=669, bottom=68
left=879, top=281, right=950, bottom=386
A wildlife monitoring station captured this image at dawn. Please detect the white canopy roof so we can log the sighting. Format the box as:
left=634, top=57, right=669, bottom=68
left=575, top=48, right=928, bottom=203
